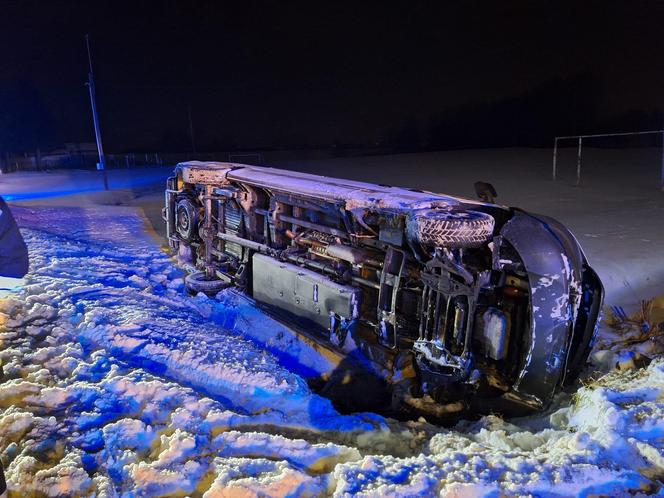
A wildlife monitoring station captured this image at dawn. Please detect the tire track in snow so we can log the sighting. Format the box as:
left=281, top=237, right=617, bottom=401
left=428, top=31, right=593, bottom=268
left=0, top=206, right=388, bottom=496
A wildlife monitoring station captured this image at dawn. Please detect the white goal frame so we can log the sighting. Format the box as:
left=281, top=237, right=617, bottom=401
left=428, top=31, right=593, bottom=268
left=552, top=129, right=664, bottom=191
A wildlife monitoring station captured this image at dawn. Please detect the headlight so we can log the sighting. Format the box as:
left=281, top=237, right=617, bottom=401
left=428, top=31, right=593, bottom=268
left=0, top=276, right=25, bottom=299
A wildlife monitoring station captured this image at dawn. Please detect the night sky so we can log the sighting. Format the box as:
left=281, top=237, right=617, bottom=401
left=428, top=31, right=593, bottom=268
left=2, top=0, right=664, bottom=153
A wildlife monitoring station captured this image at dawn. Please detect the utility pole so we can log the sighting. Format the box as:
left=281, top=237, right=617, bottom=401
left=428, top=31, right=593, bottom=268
left=85, top=34, right=108, bottom=190
left=187, top=105, right=197, bottom=156
left=661, top=131, right=664, bottom=192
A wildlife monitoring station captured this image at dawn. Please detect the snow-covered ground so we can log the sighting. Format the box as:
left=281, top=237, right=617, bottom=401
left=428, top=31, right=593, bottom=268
left=0, top=149, right=663, bottom=497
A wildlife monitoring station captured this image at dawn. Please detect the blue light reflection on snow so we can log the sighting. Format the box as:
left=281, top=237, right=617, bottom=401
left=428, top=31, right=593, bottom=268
left=2, top=168, right=170, bottom=201
left=4, top=186, right=103, bottom=201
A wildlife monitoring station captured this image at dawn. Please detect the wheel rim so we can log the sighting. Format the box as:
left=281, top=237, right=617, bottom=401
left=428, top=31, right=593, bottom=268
left=176, top=206, right=191, bottom=236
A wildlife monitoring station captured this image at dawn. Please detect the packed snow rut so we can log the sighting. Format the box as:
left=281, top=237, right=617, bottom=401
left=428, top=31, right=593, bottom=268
left=0, top=205, right=662, bottom=497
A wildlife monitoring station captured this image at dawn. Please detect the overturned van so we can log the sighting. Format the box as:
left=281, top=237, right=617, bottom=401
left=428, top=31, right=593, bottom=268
left=163, top=162, right=603, bottom=417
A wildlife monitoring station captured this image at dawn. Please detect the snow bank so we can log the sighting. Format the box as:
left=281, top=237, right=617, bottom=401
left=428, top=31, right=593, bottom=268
left=332, top=361, right=663, bottom=496
left=0, top=201, right=662, bottom=496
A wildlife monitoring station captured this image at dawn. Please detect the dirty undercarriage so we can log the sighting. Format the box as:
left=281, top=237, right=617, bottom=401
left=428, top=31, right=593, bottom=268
left=163, top=161, right=603, bottom=418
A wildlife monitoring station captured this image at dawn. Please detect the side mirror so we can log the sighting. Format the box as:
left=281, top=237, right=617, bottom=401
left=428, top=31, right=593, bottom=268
left=474, top=181, right=497, bottom=204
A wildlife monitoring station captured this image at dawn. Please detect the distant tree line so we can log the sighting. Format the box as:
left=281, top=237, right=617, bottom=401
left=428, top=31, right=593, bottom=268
left=1, top=73, right=663, bottom=156
left=380, top=74, right=664, bottom=153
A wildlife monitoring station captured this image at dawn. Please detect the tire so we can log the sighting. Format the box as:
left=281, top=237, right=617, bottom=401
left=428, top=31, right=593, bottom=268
left=407, top=209, right=494, bottom=249
left=185, top=271, right=229, bottom=295
left=175, top=198, right=200, bottom=242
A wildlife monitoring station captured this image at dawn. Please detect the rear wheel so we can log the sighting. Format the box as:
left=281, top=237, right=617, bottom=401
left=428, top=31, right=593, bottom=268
left=175, top=198, right=200, bottom=242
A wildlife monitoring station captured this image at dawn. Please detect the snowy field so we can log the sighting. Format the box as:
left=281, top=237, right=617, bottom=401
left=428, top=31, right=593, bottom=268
left=0, top=148, right=663, bottom=497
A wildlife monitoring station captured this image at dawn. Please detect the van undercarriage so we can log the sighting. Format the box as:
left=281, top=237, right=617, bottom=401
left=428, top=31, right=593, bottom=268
left=163, top=162, right=603, bottom=418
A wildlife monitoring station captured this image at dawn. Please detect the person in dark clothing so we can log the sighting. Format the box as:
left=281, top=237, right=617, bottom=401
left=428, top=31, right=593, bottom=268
left=0, top=196, right=29, bottom=279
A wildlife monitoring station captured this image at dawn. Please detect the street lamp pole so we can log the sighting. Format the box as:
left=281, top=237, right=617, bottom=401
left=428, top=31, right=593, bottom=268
left=85, top=34, right=108, bottom=190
